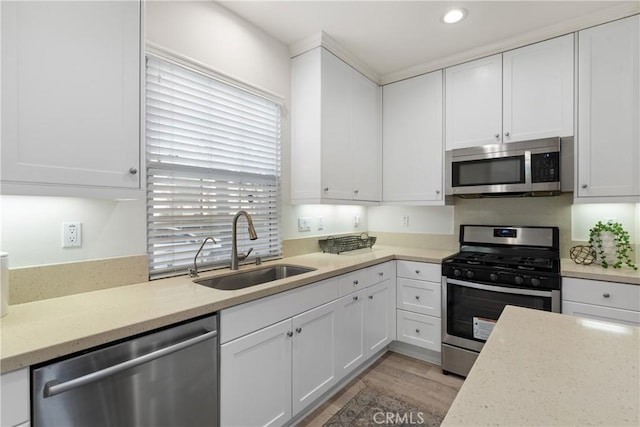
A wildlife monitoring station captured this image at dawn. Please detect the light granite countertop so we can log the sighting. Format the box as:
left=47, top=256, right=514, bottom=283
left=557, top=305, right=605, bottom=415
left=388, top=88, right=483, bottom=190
left=0, top=246, right=451, bottom=374
left=442, top=305, right=640, bottom=426
left=561, top=258, right=640, bottom=284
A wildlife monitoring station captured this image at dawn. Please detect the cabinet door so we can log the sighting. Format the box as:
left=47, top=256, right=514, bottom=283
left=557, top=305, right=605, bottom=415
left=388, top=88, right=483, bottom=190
left=1, top=1, right=140, bottom=192
left=1, top=368, right=30, bottom=427
left=383, top=71, right=444, bottom=202
left=321, top=50, right=354, bottom=201
left=445, top=54, right=502, bottom=150
left=292, top=300, right=338, bottom=415
left=220, top=319, right=292, bottom=427
left=577, top=15, right=640, bottom=200
left=365, top=280, right=396, bottom=357
left=336, top=290, right=366, bottom=380
left=503, top=34, right=574, bottom=142
left=351, top=71, right=382, bottom=202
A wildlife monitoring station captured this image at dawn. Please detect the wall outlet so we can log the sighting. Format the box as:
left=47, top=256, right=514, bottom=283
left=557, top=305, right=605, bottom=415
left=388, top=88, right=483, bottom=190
left=62, top=222, right=82, bottom=248
left=297, top=217, right=311, bottom=232
left=354, top=215, right=360, bottom=228
left=317, top=217, right=324, bottom=231
left=402, top=216, right=409, bottom=227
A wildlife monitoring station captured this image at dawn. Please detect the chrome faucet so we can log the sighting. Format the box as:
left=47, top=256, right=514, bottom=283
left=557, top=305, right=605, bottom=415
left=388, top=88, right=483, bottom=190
left=231, top=210, right=258, bottom=270
left=189, top=236, right=217, bottom=278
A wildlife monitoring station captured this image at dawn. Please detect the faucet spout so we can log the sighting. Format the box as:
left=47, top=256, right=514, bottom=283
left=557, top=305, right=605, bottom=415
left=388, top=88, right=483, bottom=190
left=231, top=210, right=258, bottom=270
left=189, top=236, right=217, bottom=278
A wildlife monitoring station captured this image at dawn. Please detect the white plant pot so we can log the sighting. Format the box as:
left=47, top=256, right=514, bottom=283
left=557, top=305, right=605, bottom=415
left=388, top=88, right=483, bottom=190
left=596, top=231, right=618, bottom=265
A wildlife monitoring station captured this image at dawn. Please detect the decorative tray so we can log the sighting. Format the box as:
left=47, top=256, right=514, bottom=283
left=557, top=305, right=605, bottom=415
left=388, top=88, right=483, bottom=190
left=318, top=233, right=376, bottom=254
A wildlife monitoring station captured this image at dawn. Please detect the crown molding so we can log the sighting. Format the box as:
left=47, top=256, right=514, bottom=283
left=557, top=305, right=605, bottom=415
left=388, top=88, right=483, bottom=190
left=381, top=4, right=640, bottom=85
left=290, top=31, right=381, bottom=84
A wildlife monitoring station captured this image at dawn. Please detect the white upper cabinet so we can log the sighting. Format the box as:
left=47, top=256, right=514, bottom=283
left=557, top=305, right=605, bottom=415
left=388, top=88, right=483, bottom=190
left=576, top=15, right=639, bottom=202
left=445, top=54, right=503, bottom=150
left=445, top=34, right=574, bottom=150
left=291, top=47, right=382, bottom=204
left=1, top=1, right=142, bottom=198
left=382, top=70, right=444, bottom=204
left=502, top=34, right=574, bottom=143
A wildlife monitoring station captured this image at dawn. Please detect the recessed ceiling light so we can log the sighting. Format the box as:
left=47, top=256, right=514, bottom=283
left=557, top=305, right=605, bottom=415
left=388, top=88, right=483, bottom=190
left=442, top=8, right=468, bottom=24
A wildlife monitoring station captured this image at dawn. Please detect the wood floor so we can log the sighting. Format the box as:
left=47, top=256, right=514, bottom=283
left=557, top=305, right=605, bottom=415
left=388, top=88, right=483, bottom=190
left=298, top=352, right=465, bottom=426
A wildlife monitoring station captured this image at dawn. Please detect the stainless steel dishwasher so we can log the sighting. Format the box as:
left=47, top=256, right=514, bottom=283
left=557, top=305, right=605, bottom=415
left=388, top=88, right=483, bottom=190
left=32, top=314, right=218, bottom=427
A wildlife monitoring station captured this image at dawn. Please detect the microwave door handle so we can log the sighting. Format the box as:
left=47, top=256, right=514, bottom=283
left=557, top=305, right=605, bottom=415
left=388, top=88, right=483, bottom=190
left=524, top=150, right=532, bottom=186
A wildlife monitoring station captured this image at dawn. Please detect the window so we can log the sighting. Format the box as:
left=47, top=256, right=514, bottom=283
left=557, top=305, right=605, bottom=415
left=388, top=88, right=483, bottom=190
left=146, top=55, right=282, bottom=279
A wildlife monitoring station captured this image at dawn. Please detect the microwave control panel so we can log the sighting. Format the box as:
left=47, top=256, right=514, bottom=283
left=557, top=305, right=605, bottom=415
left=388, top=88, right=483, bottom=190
left=531, top=152, right=560, bottom=183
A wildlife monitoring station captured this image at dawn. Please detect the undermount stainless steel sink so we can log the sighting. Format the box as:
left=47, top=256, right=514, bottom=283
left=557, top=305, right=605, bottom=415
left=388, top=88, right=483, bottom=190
left=194, top=264, right=317, bottom=291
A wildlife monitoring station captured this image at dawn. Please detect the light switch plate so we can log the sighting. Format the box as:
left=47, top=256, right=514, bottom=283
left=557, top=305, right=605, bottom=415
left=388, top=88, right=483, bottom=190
left=297, top=217, right=311, bottom=232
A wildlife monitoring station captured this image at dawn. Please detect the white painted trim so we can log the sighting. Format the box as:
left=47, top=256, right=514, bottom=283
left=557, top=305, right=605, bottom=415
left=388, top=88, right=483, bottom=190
left=290, top=31, right=381, bottom=84
left=145, top=42, right=286, bottom=106
left=381, top=5, right=640, bottom=85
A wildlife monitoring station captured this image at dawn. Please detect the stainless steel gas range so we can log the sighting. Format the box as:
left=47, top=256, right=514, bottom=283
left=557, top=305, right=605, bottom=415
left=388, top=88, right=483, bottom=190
left=441, top=224, right=561, bottom=377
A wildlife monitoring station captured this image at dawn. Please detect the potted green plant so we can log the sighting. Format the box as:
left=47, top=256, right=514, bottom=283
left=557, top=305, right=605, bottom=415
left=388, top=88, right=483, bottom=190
left=588, top=221, right=637, bottom=269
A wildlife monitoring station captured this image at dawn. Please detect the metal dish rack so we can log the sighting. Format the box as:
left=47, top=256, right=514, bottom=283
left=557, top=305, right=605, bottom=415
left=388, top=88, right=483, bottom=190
left=318, top=233, right=377, bottom=254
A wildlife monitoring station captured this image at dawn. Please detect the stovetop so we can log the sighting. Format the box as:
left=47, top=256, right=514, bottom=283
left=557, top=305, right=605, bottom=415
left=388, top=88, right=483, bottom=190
left=446, top=251, right=557, bottom=271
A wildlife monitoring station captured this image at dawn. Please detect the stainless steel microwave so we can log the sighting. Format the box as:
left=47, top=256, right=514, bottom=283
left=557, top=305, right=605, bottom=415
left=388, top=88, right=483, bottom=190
left=445, top=137, right=573, bottom=197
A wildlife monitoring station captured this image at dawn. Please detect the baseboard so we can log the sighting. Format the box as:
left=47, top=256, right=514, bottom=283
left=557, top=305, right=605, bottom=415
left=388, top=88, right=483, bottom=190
left=389, top=341, right=442, bottom=366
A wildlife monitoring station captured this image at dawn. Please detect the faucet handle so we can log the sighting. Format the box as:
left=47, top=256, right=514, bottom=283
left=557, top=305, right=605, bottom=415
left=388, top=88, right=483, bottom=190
left=238, top=247, right=254, bottom=261
left=188, top=268, right=198, bottom=278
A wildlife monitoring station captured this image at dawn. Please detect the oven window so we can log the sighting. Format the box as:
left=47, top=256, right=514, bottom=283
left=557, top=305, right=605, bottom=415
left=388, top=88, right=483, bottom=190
left=446, top=282, right=551, bottom=343
left=453, top=155, right=525, bottom=187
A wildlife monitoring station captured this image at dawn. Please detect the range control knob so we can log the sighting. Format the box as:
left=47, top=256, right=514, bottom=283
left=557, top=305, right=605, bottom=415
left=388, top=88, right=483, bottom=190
left=489, top=273, right=499, bottom=282
left=514, top=276, right=524, bottom=285
left=466, top=270, right=475, bottom=279
left=453, top=269, right=462, bottom=278
left=531, top=278, right=541, bottom=287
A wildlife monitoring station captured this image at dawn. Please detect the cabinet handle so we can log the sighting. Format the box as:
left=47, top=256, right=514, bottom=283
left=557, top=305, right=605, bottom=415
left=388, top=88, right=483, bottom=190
left=378, top=272, right=384, bottom=277
left=415, top=295, right=420, bottom=300
left=436, top=190, right=440, bottom=194
left=494, top=133, right=500, bottom=138
left=128, top=167, right=138, bottom=175
left=368, top=295, right=374, bottom=300
left=296, top=327, right=302, bottom=333
left=324, top=187, right=329, bottom=192
left=581, top=184, right=588, bottom=189
left=603, top=293, right=610, bottom=298
left=353, top=295, right=359, bottom=301
left=504, top=132, right=510, bottom=137
left=415, top=328, right=421, bottom=334
left=353, top=280, right=359, bottom=285
left=354, top=189, right=359, bottom=194
left=287, top=331, right=293, bottom=337
left=415, top=270, right=420, bottom=274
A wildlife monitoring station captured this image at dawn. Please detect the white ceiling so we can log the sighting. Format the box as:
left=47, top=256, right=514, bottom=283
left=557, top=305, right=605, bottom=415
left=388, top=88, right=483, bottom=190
left=219, top=1, right=639, bottom=83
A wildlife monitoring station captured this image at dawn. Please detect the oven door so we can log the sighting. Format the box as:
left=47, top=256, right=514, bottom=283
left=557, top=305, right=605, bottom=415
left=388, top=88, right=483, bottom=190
left=442, top=278, right=560, bottom=352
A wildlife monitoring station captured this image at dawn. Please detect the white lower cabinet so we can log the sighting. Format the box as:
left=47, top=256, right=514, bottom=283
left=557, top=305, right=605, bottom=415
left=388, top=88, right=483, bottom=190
left=562, top=277, right=640, bottom=326
left=0, top=368, right=30, bottom=427
left=395, top=261, right=442, bottom=353
left=221, top=300, right=338, bottom=427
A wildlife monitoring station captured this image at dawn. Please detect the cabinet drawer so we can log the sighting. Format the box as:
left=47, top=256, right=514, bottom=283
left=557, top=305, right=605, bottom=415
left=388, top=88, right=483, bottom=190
left=220, top=277, right=339, bottom=343
left=563, top=278, right=640, bottom=312
left=396, top=310, right=441, bottom=352
left=563, top=301, right=640, bottom=326
left=397, top=278, right=441, bottom=317
left=368, top=261, right=395, bottom=285
left=396, top=261, right=441, bottom=282
left=339, top=268, right=371, bottom=296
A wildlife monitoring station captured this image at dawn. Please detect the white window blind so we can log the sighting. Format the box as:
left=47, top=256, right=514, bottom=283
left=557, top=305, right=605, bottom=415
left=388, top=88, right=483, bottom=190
left=146, top=55, right=282, bottom=279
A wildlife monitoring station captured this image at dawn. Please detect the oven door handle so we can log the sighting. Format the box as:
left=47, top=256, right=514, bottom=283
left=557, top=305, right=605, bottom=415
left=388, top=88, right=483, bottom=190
left=446, top=278, right=553, bottom=297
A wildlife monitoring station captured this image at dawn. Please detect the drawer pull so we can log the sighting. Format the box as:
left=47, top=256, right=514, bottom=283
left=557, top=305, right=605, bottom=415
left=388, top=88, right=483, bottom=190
left=415, top=295, right=420, bottom=300
left=353, top=280, right=359, bottom=285
left=415, top=270, right=420, bottom=274
left=415, top=328, right=420, bottom=334
left=287, top=331, right=293, bottom=337
left=353, top=295, right=359, bottom=301
left=603, top=293, right=610, bottom=298
left=379, top=272, right=384, bottom=277
left=296, top=327, right=302, bottom=333
left=368, top=295, right=374, bottom=300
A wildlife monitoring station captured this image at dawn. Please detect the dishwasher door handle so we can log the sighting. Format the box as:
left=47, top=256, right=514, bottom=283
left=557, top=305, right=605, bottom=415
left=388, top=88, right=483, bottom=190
left=43, top=329, right=218, bottom=398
